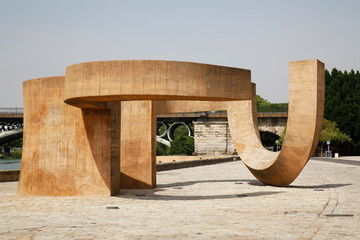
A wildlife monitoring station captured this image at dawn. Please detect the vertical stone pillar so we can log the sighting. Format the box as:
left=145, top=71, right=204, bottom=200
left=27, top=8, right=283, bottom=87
left=120, top=101, right=156, bottom=188
left=107, top=102, right=121, bottom=195
left=18, top=77, right=112, bottom=196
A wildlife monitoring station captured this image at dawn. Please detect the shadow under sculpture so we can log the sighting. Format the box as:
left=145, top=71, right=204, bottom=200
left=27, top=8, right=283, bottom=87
left=17, top=59, right=324, bottom=196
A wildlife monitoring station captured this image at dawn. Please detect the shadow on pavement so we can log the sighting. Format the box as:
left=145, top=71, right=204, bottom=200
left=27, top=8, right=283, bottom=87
left=156, top=179, right=250, bottom=188
left=116, top=179, right=351, bottom=200
left=117, top=179, right=285, bottom=200
left=118, top=190, right=284, bottom=201
left=247, top=180, right=352, bottom=189
left=155, top=179, right=351, bottom=189
left=287, top=183, right=352, bottom=189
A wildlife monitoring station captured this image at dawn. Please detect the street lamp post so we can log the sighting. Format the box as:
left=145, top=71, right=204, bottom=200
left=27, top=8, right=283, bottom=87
left=325, top=141, right=332, bottom=158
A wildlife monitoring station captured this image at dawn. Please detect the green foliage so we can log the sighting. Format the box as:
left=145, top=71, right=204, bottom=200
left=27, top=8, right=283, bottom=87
left=278, top=127, right=286, bottom=146
left=256, top=95, right=270, bottom=106
left=2, top=138, right=23, bottom=148
left=156, top=123, right=194, bottom=156
left=0, top=154, right=12, bottom=160
left=10, top=149, right=22, bottom=159
left=256, top=95, right=288, bottom=112
left=0, top=138, right=23, bottom=159
left=319, top=119, right=351, bottom=156
left=156, top=142, right=169, bottom=156
left=167, top=135, right=194, bottom=155
left=255, top=67, right=360, bottom=154
left=324, top=69, right=360, bottom=148
left=277, top=120, right=350, bottom=148
left=0, top=149, right=22, bottom=160
left=320, top=119, right=351, bottom=144
left=173, top=125, right=189, bottom=139
left=157, top=125, right=166, bottom=136
left=167, top=123, right=194, bottom=155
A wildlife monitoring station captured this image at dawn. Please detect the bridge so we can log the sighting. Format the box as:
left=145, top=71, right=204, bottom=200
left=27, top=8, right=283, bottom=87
left=0, top=108, right=23, bottom=120
left=0, top=108, right=24, bottom=146
left=157, top=111, right=287, bottom=155
left=0, top=108, right=287, bottom=154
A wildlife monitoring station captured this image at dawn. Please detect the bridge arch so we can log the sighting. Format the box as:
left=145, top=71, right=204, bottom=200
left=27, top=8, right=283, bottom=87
left=156, top=122, right=167, bottom=138
left=167, top=122, right=193, bottom=141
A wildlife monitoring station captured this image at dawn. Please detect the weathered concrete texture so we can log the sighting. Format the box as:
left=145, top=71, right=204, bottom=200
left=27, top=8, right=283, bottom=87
left=18, top=61, right=252, bottom=196
left=120, top=101, right=156, bottom=189
left=154, top=60, right=324, bottom=187
left=228, top=60, right=324, bottom=186
left=2, top=158, right=360, bottom=239
left=18, top=59, right=324, bottom=196
left=18, top=77, right=113, bottom=196
left=64, top=60, right=252, bottom=108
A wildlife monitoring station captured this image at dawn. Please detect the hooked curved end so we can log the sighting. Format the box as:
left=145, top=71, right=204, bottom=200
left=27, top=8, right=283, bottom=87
left=228, top=60, right=325, bottom=186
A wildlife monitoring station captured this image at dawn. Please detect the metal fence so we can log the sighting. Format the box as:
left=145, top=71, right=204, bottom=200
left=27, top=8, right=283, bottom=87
left=0, top=108, right=24, bottom=114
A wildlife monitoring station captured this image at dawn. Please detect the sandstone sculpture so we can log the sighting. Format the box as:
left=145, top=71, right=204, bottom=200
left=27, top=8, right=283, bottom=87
left=18, top=59, right=324, bottom=196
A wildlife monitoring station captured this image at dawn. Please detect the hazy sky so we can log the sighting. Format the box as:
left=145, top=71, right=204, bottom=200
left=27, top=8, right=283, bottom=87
left=1, top=0, right=359, bottom=107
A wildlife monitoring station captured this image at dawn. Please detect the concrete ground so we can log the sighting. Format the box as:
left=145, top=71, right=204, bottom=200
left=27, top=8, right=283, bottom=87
left=0, top=157, right=359, bottom=239
left=156, top=155, right=234, bottom=163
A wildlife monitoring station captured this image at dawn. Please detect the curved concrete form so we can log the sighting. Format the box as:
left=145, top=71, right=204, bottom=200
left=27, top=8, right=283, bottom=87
left=18, top=77, right=113, bottom=196
left=155, top=60, right=324, bottom=186
left=64, top=60, right=252, bottom=109
left=18, top=59, right=324, bottom=196
left=227, top=60, right=324, bottom=186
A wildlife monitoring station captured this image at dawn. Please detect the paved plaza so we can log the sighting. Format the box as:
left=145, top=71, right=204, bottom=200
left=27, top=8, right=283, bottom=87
left=0, top=157, right=359, bottom=239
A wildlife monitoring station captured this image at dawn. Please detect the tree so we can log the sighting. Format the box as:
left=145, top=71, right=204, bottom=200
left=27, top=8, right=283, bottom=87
left=156, top=123, right=195, bottom=156
left=319, top=119, right=352, bottom=156
left=2, top=138, right=23, bottom=149
left=256, top=95, right=271, bottom=108
left=324, top=68, right=360, bottom=150
left=167, top=135, right=194, bottom=155
left=278, top=127, right=286, bottom=146
left=156, top=142, right=169, bottom=156
left=256, top=95, right=288, bottom=112
left=276, top=120, right=351, bottom=156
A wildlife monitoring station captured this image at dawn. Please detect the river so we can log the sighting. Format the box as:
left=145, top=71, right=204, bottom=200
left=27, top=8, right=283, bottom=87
left=0, top=159, right=21, bottom=171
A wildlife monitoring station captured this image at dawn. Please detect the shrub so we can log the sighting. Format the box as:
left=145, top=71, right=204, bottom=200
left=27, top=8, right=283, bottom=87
left=156, top=142, right=169, bottom=156
left=167, top=135, right=194, bottom=155
left=11, top=149, right=22, bottom=159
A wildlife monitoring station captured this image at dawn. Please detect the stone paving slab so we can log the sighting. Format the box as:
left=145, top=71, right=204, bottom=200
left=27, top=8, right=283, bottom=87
left=0, top=158, right=359, bottom=239
left=156, top=155, right=234, bottom=163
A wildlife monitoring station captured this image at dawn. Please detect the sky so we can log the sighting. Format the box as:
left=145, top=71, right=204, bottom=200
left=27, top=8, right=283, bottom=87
left=1, top=0, right=360, bottom=107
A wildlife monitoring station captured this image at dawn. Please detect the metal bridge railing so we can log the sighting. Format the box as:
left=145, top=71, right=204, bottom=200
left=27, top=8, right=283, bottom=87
left=0, top=108, right=24, bottom=114
left=0, top=122, right=23, bottom=132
